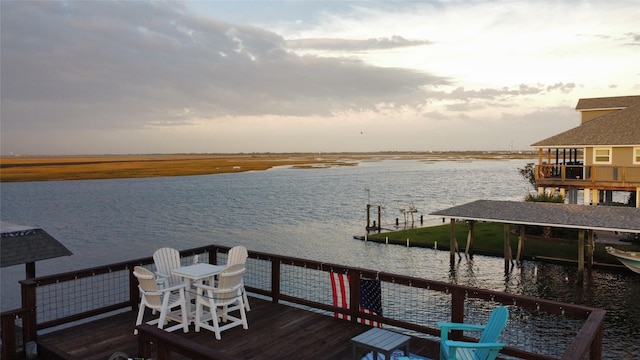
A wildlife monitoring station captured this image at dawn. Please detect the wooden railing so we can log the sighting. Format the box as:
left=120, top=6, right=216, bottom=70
left=136, top=324, right=240, bottom=360
left=2, top=244, right=606, bottom=360
left=536, top=164, right=640, bottom=188
left=1, top=306, right=36, bottom=360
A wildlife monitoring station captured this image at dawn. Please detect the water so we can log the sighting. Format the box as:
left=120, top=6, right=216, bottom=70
left=1, top=158, right=638, bottom=358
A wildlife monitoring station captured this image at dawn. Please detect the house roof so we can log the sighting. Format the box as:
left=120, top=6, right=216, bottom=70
left=1, top=221, right=73, bottom=267
left=430, top=200, right=640, bottom=233
left=531, top=101, right=640, bottom=147
left=575, top=95, right=640, bottom=111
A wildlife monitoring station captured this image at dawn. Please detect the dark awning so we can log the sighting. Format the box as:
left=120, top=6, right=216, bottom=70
left=1, top=221, right=73, bottom=268
left=430, top=200, right=640, bottom=233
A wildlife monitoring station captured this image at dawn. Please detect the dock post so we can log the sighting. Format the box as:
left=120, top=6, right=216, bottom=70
left=504, top=224, right=512, bottom=273
left=578, top=230, right=585, bottom=272
left=587, top=229, right=594, bottom=269
left=366, top=204, right=371, bottom=229
left=577, top=229, right=586, bottom=286
left=465, top=221, right=475, bottom=256
left=449, top=218, right=456, bottom=265
left=517, top=225, right=525, bottom=263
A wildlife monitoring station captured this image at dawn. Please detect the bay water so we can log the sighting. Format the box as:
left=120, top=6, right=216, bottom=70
left=1, top=158, right=638, bottom=358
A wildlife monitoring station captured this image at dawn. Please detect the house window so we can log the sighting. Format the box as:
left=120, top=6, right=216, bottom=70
left=593, top=148, right=611, bottom=164
left=634, top=147, right=640, bottom=164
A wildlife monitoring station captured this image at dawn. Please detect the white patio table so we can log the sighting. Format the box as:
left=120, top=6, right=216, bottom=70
left=172, top=263, right=226, bottom=321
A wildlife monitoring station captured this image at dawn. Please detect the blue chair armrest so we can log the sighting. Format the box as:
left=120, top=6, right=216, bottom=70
left=438, top=321, right=486, bottom=341
left=444, top=340, right=505, bottom=349
left=437, top=322, right=486, bottom=332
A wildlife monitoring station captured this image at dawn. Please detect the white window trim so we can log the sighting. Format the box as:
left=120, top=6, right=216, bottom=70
left=593, top=147, right=612, bottom=164
left=634, top=147, right=640, bottom=165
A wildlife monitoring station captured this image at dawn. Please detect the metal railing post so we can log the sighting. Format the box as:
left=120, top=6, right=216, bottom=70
left=272, top=259, right=281, bottom=303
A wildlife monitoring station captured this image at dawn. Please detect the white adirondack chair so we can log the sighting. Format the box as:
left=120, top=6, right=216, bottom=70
left=227, top=245, right=250, bottom=311
left=193, top=263, right=249, bottom=340
left=132, top=266, right=189, bottom=334
left=153, top=247, right=188, bottom=288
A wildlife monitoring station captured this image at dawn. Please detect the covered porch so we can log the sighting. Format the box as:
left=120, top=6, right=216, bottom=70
left=431, top=200, right=640, bottom=272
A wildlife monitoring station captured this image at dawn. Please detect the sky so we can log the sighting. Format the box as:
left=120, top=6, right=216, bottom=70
left=1, top=1, right=639, bottom=155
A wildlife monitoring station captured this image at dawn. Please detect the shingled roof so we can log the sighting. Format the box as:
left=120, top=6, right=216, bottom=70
left=532, top=98, right=640, bottom=147
left=575, top=95, right=640, bottom=110
left=1, top=221, right=72, bottom=268
left=430, top=200, right=640, bottom=233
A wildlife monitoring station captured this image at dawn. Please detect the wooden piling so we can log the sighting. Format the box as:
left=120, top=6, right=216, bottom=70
left=504, top=224, right=512, bottom=273
left=516, top=225, right=525, bottom=263
left=449, top=218, right=456, bottom=265
left=465, top=220, right=475, bottom=256
left=578, top=230, right=585, bottom=272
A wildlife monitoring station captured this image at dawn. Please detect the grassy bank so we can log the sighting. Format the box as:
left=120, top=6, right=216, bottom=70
left=0, top=151, right=536, bottom=182
left=364, top=222, right=640, bottom=267
left=0, top=154, right=355, bottom=182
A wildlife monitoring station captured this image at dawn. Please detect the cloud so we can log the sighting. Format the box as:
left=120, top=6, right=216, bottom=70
left=1, top=1, right=447, bottom=134
left=623, top=32, right=640, bottom=46
left=546, top=83, right=576, bottom=93
left=1, top=0, right=637, bottom=155
left=286, top=35, right=431, bottom=51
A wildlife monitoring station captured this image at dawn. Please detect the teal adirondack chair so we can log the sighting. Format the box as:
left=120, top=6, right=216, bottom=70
left=437, top=306, right=509, bottom=360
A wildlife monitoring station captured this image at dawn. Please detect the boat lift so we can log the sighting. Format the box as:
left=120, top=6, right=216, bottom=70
left=399, top=202, right=418, bottom=225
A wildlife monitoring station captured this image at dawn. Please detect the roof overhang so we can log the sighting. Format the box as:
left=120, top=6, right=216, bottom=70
left=1, top=221, right=73, bottom=267
left=430, top=200, right=640, bottom=234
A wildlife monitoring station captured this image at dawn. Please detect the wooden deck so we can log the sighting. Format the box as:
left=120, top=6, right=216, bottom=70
left=37, top=297, right=440, bottom=360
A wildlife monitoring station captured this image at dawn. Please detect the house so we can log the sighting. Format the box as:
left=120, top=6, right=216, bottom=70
left=531, top=95, right=640, bottom=208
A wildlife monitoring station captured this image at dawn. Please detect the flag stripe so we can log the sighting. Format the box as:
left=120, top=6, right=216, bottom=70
left=330, top=273, right=382, bottom=327
left=330, top=272, right=350, bottom=320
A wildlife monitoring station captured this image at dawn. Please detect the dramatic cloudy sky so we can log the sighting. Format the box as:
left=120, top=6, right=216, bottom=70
left=1, top=1, right=638, bottom=155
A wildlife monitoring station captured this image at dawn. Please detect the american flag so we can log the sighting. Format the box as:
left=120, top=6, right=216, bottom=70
left=330, top=273, right=382, bottom=327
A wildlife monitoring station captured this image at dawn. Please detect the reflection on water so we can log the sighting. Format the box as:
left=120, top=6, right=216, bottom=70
left=1, top=158, right=638, bottom=357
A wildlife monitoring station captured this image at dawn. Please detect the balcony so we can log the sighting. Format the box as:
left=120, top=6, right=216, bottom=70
left=535, top=164, right=640, bottom=191
left=2, top=244, right=605, bottom=360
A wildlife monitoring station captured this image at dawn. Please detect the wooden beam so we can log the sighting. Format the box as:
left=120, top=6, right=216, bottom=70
left=26, top=262, right=36, bottom=279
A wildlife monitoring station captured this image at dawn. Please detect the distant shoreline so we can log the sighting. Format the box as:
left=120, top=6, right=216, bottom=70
left=0, top=151, right=537, bottom=182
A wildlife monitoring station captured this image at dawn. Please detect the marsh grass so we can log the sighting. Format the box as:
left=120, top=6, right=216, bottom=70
left=0, top=155, right=358, bottom=182
left=0, top=152, right=536, bottom=182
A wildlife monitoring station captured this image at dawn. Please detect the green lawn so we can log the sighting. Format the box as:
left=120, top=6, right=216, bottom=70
left=365, top=222, right=640, bottom=266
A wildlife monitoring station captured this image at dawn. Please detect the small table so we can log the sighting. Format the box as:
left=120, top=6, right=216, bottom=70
left=172, top=263, right=226, bottom=315
left=351, top=327, right=410, bottom=360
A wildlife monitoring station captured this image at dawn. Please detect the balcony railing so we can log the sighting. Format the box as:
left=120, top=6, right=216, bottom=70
left=2, top=244, right=605, bottom=360
left=535, top=164, right=640, bottom=189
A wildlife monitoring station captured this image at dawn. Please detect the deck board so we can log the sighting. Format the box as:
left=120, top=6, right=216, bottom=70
left=37, top=297, right=440, bottom=359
